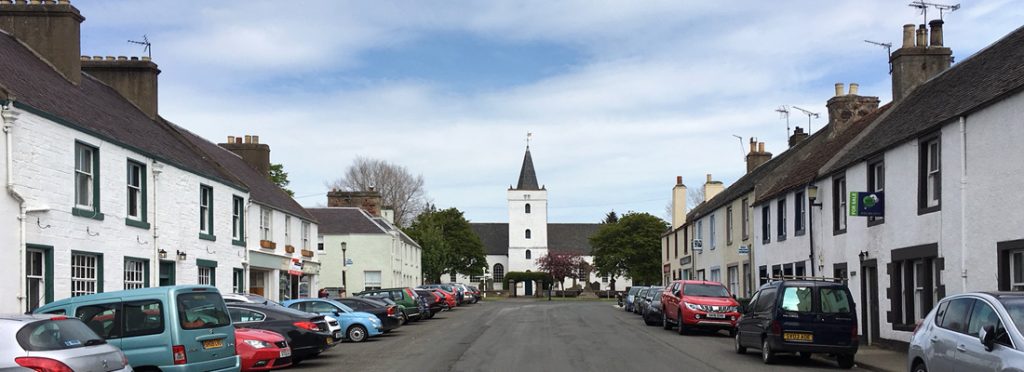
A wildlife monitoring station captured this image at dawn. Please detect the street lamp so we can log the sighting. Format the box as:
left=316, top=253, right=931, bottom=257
left=341, top=242, right=348, bottom=291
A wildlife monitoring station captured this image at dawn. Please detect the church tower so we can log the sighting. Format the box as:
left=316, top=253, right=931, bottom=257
left=507, top=146, right=548, bottom=274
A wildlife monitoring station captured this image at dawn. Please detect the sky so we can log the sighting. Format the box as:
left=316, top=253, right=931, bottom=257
left=73, top=0, right=1024, bottom=224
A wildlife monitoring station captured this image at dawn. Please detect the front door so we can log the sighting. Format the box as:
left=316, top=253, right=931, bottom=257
left=860, top=260, right=880, bottom=345
left=159, top=261, right=175, bottom=286
left=525, top=280, right=533, bottom=296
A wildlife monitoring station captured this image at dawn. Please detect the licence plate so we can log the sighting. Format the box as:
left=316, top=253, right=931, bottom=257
left=202, top=339, right=224, bottom=349
left=706, top=313, right=726, bottom=319
left=783, top=332, right=814, bottom=342
left=280, top=348, right=291, bottom=358
left=326, top=337, right=333, bottom=344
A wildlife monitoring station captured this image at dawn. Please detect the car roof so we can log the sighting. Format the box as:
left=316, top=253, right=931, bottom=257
left=675, top=280, right=725, bottom=286
left=980, top=291, right=1024, bottom=299
left=0, top=314, right=69, bottom=322
left=39, top=285, right=218, bottom=309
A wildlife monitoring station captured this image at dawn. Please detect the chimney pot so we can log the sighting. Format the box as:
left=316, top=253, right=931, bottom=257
left=916, top=24, right=928, bottom=47
left=834, top=83, right=844, bottom=97
left=79, top=55, right=89, bottom=60
left=749, top=139, right=756, bottom=153
left=227, top=136, right=235, bottom=143
left=849, top=83, right=859, bottom=95
left=130, top=56, right=138, bottom=61
left=758, top=142, right=765, bottom=153
left=117, top=56, right=127, bottom=61
left=252, top=135, right=259, bottom=144
left=244, top=135, right=252, bottom=144
left=676, top=176, right=682, bottom=186
left=105, top=56, right=115, bottom=61
left=705, top=174, right=712, bottom=183
left=929, top=19, right=944, bottom=47
left=902, top=24, right=916, bottom=48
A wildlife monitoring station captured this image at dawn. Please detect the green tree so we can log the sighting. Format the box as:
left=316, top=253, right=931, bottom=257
left=590, top=211, right=667, bottom=285
left=268, top=163, right=294, bottom=197
left=602, top=210, right=619, bottom=224
left=404, top=206, right=487, bottom=283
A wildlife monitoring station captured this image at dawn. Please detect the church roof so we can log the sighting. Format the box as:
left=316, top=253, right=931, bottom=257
left=515, top=148, right=541, bottom=190
left=469, top=223, right=509, bottom=256
left=468, top=223, right=602, bottom=256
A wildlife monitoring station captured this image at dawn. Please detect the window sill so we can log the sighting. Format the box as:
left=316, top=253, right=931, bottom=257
left=867, top=218, right=885, bottom=227
left=917, top=204, right=941, bottom=215
left=232, top=239, right=246, bottom=247
left=125, top=218, right=150, bottom=229
left=794, top=230, right=806, bottom=237
left=72, top=207, right=104, bottom=220
left=833, top=229, right=847, bottom=236
left=778, top=236, right=787, bottom=242
left=762, top=240, right=770, bottom=245
left=199, top=233, right=217, bottom=242
left=892, top=324, right=916, bottom=332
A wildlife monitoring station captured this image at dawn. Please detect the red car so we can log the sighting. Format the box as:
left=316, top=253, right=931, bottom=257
left=432, top=288, right=457, bottom=309
left=661, top=280, right=741, bottom=336
left=236, top=328, right=292, bottom=371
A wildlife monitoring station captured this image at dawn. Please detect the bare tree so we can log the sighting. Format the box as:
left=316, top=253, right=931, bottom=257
left=327, top=156, right=427, bottom=227
left=687, top=187, right=705, bottom=209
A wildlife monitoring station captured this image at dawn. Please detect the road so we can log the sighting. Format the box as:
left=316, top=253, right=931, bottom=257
left=294, top=299, right=865, bottom=372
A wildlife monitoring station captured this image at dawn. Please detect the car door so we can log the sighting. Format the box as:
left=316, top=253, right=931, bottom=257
left=956, top=299, right=1018, bottom=371
left=74, top=301, right=123, bottom=351
left=750, top=287, right=777, bottom=346
left=928, top=298, right=973, bottom=372
left=738, top=290, right=762, bottom=346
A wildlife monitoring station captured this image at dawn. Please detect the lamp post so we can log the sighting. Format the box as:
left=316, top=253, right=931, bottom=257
left=341, top=242, right=348, bottom=292
left=807, top=185, right=823, bottom=277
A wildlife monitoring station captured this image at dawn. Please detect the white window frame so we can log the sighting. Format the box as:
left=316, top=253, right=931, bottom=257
left=301, top=221, right=310, bottom=250
left=200, top=186, right=212, bottom=234
left=926, top=140, right=940, bottom=207
left=26, top=249, right=45, bottom=311
left=127, top=162, right=143, bottom=220
left=198, top=266, right=213, bottom=286
left=260, top=207, right=273, bottom=241
left=124, top=259, right=145, bottom=290
left=727, top=266, right=739, bottom=296
left=71, top=254, right=98, bottom=297
left=710, top=268, right=721, bottom=284
left=709, top=214, right=716, bottom=249
left=837, top=178, right=847, bottom=230
left=232, top=197, right=243, bottom=241
left=75, top=144, right=94, bottom=208
left=364, top=271, right=382, bottom=291
left=285, top=215, right=292, bottom=245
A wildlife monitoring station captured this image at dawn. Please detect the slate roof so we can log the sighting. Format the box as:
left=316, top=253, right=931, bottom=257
left=469, top=222, right=602, bottom=256
left=754, top=104, right=891, bottom=205
left=686, top=142, right=803, bottom=222
left=307, top=208, right=387, bottom=235
left=515, top=148, right=541, bottom=190
left=469, top=223, right=509, bottom=256
left=826, top=25, right=1024, bottom=174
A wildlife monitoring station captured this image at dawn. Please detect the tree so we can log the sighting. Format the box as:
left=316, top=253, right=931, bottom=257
left=687, top=187, right=705, bottom=209
left=268, top=163, right=294, bottom=197
left=536, top=250, right=586, bottom=293
left=602, top=210, right=619, bottom=224
left=403, top=206, right=487, bottom=283
left=590, top=212, right=668, bottom=286
left=328, top=156, right=427, bottom=227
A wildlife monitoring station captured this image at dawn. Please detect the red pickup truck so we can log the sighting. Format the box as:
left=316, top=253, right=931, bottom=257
left=661, top=280, right=741, bottom=336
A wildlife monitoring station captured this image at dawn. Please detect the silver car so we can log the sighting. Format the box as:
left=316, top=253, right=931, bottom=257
left=908, top=292, right=1024, bottom=372
left=0, top=314, right=131, bottom=371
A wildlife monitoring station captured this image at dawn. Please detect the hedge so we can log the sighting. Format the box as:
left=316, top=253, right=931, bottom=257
left=503, top=271, right=553, bottom=290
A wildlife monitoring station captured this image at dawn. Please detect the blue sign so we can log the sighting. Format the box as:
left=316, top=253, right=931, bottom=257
left=849, top=192, right=884, bottom=217
left=344, top=258, right=353, bottom=266
left=738, top=245, right=750, bottom=255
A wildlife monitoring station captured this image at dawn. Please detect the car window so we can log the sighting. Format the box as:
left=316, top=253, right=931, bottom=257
left=755, top=288, right=776, bottom=312
left=306, top=301, right=340, bottom=313
left=76, top=303, right=121, bottom=339
left=176, top=292, right=231, bottom=330
left=933, top=299, right=949, bottom=326
left=820, top=287, right=853, bottom=314
left=683, top=284, right=730, bottom=298
left=746, top=291, right=761, bottom=312
left=938, top=298, right=973, bottom=334
left=228, top=308, right=266, bottom=323
left=17, top=319, right=104, bottom=351
left=999, top=298, right=1024, bottom=337
left=287, top=302, right=305, bottom=311
left=780, top=286, right=813, bottom=312
left=967, top=302, right=1002, bottom=337
left=123, top=300, right=164, bottom=337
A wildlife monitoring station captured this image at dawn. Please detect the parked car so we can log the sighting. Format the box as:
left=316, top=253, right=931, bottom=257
left=282, top=299, right=384, bottom=342
left=357, top=288, right=423, bottom=322
left=643, top=288, right=666, bottom=326
left=734, top=279, right=857, bottom=368
left=635, top=287, right=651, bottom=314
left=0, top=314, right=132, bottom=372
left=424, top=284, right=465, bottom=304
left=662, top=280, right=740, bottom=335
left=235, top=328, right=292, bottom=371
left=35, top=285, right=240, bottom=371
left=422, top=287, right=456, bottom=310
left=624, top=286, right=642, bottom=312
left=223, top=293, right=279, bottom=306
left=414, top=289, right=445, bottom=317
left=908, top=291, right=1024, bottom=372
left=467, top=285, right=482, bottom=303
left=333, top=297, right=403, bottom=333
left=226, top=303, right=333, bottom=364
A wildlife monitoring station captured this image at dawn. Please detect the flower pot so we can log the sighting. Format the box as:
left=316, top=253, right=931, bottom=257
left=285, top=245, right=295, bottom=253
left=260, top=240, right=276, bottom=249
left=301, top=249, right=314, bottom=258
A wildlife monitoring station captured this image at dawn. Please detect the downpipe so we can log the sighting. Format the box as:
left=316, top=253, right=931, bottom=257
left=959, top=116, right=968, bottom=291
left=3, top=101, right=27, bottom=312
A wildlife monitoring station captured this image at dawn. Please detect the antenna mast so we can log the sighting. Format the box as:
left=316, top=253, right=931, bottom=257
left=908, top=1, right=960, bottom=24
left=732, top=134, right=744, bottom=161
left=864, top=40, right=893, bottom=74
left=790, top=106, right=820, bottom=133
left=127, top=35, right=152, bottom=59
left=775, top=105, right=791, bottom=138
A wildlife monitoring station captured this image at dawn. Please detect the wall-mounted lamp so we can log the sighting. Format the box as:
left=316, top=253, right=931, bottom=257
left=858, top=251, right=870, bottom=261
left=176, top=250, right=187, bottom=261
left=159, top=249, right=167, bottom=259
left=807, top=185, right=823, bottom=207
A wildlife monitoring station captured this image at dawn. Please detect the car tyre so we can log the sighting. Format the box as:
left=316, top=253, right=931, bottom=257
left=347, top=324, right=368, bottom=342
left=837, top=354, right=855, bottom=369
left=662, top=312, right=672, bottom=330
left=761, top=339, right=776, bottom=364
left=677, top=312, right=687, bottom=335
left=734, top=332, right=746, bottom=354
left=911, top=361, right=927, bottom=372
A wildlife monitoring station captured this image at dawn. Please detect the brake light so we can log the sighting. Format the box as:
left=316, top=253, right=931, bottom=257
left=770, top=320, right=781, bottom=335
left=121, top=351, right=129, bottom=366
left=172, top=345, right=187, bottom=365
left=49, top=316, right=67, bottom=321
left=386, top=306, right=396, bottom=316
left=912, top=319, right=923, bottom=336
left=15, top=357, right=73, bottom=372
left=293, top=321, right=319, bottom=331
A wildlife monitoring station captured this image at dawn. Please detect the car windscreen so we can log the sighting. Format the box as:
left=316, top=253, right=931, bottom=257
left=999, top=297, right=1024, bottom=336
left=780, top=286, right=814, bottom=312
left=16, top=318, right=105, bottom=351
left=683, top=284, right=730, bottom=298
left=820, top=287, right=854, bottom=313
left=628, top=288, right=640, bottom=295
left=647, top=288, right=663, bottom=299
left=177, top=292, right=231, bottom=330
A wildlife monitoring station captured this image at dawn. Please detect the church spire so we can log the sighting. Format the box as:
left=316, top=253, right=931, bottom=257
left=516, top=145, right=541, bottom=191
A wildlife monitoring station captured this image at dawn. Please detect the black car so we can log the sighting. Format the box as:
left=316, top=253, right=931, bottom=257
left=734, top=279, right=858, bottom=368
left=227, top=303, right=334, bottom=364
left=642, top=287, right=664, bottom=326
left=415, top=289, right=445, bottom=317
left=334, top=297, right=403, bottom=332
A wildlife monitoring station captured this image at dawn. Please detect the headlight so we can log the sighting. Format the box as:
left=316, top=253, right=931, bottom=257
left=684, top=302, right=702, bottom=311
left=243, top=339, right=271, bottom=349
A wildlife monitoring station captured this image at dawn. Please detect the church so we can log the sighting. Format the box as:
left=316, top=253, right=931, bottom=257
left=456, top=146, right=633, bottom=295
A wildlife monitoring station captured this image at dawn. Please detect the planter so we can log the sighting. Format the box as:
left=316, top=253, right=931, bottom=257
left=259, top=240, right=276, bottom=249
left=301, top=249, right=314, bottom=258
left=285, top=245, right=295, bottom=253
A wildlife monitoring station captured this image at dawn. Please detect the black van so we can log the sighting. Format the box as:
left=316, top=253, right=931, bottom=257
left=734, top=279, right=858, bottom=369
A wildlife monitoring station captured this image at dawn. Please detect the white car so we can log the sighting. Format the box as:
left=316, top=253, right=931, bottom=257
left=908, top=292, right=1024, bottom=372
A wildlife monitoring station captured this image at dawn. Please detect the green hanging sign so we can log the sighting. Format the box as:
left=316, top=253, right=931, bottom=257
left=849, top=192, right=884, bottom=217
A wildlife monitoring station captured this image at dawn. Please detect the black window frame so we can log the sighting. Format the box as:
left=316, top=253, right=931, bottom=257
left=918, top=133, right=942, bottom=214
left=726, top=205, right=734, bottom=245
left=761, top=205, right=770, bottom=244
left=794, top=191, right=805, bottom=236
left=832, top=176, right=847, bottom=235
left=888, top=243, right=943, bottom=331
left=741, top=198, right=750, bottom=241
left=776, top=198, right=786, bottom=241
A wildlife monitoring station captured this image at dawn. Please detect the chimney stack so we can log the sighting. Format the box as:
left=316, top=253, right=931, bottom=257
left=219, top=134, right=272, bottom=176
left=890, top=21, right=952, bottom=102
left=327, top=189, right=383, bottom=217
left=826, top=82, right=880, bottom=134
left=702, top=173, right=724, bottom=203
left=81, top=56, right=160, bottom=118
left=789, top=127, right=808, bottom=147
left=745, top=138, right=773, bottom=173
left=671, top=176, right=688, bottom=229
left=0, top=0, right=84, bottom=84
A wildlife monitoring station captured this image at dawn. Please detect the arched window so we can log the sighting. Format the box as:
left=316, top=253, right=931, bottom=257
left=525, top=229, right=532, bottom=239
left=526, top=249, right=532, bottom=259
left=525, top=203, right=531, bottom=213
left=493, top=264, right=505, bottom=282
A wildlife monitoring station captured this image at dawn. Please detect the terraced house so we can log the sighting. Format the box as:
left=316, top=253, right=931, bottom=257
left=0, top=1, right=319, bottom=313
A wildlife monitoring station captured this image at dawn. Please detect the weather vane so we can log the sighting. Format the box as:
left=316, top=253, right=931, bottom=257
left=526, top=132, right=533, bottom=148
left=127, top=34, right=152, bottom=59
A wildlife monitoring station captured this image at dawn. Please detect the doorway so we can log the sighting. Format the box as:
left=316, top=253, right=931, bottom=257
left=860, top=259, right=880, bottom=345
left=525, top=279, right=533, bottom=296
left=159, top=261, right=175, bottom=286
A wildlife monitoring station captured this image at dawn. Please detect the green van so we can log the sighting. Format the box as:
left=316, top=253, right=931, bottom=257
left=34, top=285, right=240, bottom=372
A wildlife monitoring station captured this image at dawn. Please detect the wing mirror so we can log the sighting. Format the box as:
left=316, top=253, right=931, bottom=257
left=333, top=310, right=341, bottom=317
left=979, top=325, right=996, bottom=351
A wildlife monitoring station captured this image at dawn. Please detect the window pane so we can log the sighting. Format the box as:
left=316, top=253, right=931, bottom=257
left=77, top=173, right=90, bottom=206
left=781, top=286, right=813, bottom=312
left=821, top=287, right=853, bottom=313
left=967, top=302, right=1001, bottom=337
left=123, top=300, right=163, bottom=337
left=76, top=303, right=120, bottom=339
left=177, top=292, right=231, bottom=329
left=939, top=298, right=972, bottom=333
left=1014, top=252, right=1024, bottom=284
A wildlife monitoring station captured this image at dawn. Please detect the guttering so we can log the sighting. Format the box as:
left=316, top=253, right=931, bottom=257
left=3, top=101, right=27, bottom=311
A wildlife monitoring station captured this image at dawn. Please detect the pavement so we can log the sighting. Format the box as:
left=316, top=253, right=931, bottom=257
left=293, top=299, right=889, bottom=372
left=820, top=345, right=906, bottom=372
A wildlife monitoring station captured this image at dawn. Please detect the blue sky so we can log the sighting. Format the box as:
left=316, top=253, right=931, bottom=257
left=73, top=0, right=1024, bottom=224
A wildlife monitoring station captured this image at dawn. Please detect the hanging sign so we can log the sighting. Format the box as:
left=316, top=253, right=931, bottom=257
left=849, top=192, right=885, bottom=217
left=288, top=258, right=303, bottom=276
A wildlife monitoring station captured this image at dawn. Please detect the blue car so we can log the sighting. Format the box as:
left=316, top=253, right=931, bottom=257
left=281, top=299, right=383, bottom=342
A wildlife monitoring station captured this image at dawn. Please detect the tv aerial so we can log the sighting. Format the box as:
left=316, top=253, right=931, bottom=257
left=790, top=106, right=820, bottom=133
left=864, top=40, right=893, bottom=74
left=775, top=105, right=791, bottom=138
left=127, top=35, right=151, bottom=59
left=908, top=1, right=960, bottom=24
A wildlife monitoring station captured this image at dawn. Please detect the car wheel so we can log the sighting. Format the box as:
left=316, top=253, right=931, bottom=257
left=662, top=312, right=672, bottom=330
left=911, top=361, right=927, bottom=372
left=401, top=313, right=409, bottom=325
left=761, top=338, right=776, bottom=364
left=347, top=325, right=368, bottom=342
left=837, top=354, right=855, bottom=369
left=676, top=312, right=686, bottom=335
left=734, top=332, right=746, bottom=354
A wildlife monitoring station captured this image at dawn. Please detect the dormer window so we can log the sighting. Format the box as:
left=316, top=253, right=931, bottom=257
left=525, top=203, right=531, bottom=214
left=525, top=229, right=532, bottom=239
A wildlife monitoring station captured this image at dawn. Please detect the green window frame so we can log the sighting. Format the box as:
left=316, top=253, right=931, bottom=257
left=199, top=185, right=216, bottom=241
left=125, top=160, right=149, bottom=229
left=159, top=261, right=176, bottom=286
left=197, top=259, right=217, bottom=286
left=232, top=196, right=245, bottom=246
left=232, top=268, right=245, bottom=293
left=123, top=257, right=150, bottom=289
left=25, top=244, right=54, bottom=312
left=72, top=141, right=103, bottom=220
